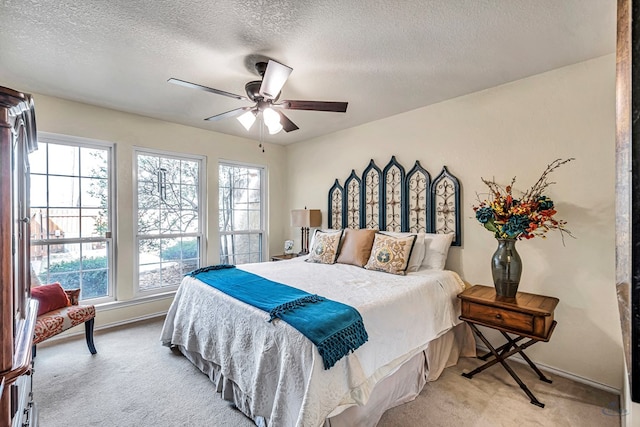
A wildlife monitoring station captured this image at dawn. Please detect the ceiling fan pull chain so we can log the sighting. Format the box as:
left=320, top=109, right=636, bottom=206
left=259, top=115, right=265, bottom=153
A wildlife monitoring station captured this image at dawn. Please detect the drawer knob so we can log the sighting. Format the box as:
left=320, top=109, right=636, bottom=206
left=495, top=314, right=502, bottom=319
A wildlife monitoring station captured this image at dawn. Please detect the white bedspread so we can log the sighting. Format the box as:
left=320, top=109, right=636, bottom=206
left=160, top=257, right=465, bottom=427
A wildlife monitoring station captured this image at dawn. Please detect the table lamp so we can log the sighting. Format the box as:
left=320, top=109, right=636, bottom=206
left=291, top=208, right=322, bottom=255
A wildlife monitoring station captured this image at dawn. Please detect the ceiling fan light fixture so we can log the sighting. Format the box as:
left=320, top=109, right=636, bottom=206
left=262, top=107, right=281, bottom=127
left=263, top=107, right=283, bottom=134
left=259, top=60, right=293, bottom=99
left=237, top=110, right=257, bottom=130
left=169, top=59, right=347, bottom=135
left=267, top=121, right=283, bottom=135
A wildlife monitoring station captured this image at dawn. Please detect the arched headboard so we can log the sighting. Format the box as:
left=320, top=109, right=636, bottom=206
left=327, top=156, right=461, bottom=246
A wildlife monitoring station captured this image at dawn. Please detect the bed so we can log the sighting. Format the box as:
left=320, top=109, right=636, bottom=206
left=161, top=157, right=475, bottom=426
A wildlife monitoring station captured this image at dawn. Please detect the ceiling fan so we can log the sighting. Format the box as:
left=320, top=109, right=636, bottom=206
left=168, top=60, right=348, bottom=134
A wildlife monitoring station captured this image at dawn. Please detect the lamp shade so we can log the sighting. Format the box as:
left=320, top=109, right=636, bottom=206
left=291, top=209, right=322, bottom=228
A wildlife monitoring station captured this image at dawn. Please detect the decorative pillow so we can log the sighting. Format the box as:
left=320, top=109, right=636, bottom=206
left=336, top=228, right=377, bottom=267
left=309, top=228, right=340, bottom=251
left=421, top=232, right=455, bottom=270
left=364, top=233, right=417, bottom=275
left=31, top=282, right=70, bottom=316
left=380, top=231, right=426, bottom=273
left=65, top=288, right=81, bottom=305
left=306, top=229, right=343, bottom=264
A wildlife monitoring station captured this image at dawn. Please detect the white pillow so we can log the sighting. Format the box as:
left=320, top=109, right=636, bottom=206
left=421, top=232, right=454, bottom=270
left=380, top=231, right=425, bottom=273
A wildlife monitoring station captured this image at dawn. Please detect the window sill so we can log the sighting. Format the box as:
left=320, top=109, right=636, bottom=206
left=95, top=291, right=176, bottom=312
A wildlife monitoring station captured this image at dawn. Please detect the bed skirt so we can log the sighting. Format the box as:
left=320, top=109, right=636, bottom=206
left=177, top=322, right=475, bottom=427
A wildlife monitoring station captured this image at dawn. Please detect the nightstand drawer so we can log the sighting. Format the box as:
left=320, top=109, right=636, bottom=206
left=463, top=301, right=533, bottom=333
left=458, top=285, right=558, bottom=341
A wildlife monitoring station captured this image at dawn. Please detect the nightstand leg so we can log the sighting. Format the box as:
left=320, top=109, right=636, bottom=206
left=479, top=336, right=526, bottom=361
left=497, top=356, right=546, bottom=408
left=463, top=325, right=529, bottom=377
left=499, top=331, right=552, bottom=383
left=463, top=323, right=510, bottom=377
left=463, top=323, right=546, bottom=408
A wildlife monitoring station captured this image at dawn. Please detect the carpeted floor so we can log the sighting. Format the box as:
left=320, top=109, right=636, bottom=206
left=33, top=318, right=621, bottom=427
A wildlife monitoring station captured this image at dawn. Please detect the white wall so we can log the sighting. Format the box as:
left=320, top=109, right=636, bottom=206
left=285, top=54, right=622, bottom=388
left=32, top=94, right=289, bottom=327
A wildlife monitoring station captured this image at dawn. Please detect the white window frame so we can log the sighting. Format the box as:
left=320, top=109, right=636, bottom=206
left=133, top=147, right=206, bottom=296
left=218, top=159, right=267, bottom=264
left=32, top=132, right=116, bottom=304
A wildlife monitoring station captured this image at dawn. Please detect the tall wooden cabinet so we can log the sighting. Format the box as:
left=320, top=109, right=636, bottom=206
left=0, top=86, right=39, bottom=427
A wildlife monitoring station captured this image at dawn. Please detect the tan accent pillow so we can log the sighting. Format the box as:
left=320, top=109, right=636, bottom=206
left=364, top=233, right=417, bottom=275
left=336, top=229, right=376, bottom=267
left=306, top=229, right=343, bottom=264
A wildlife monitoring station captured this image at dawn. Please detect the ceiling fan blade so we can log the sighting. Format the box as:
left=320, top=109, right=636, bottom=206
left=280, top=100, right=348, bottom=113
left=276, top=111, right=299, bottom=132
left=204, top=106, right=252, bottom=121
left=259, top=60, right=292, bottom=100
left=168, top=78, right=249, bottom=101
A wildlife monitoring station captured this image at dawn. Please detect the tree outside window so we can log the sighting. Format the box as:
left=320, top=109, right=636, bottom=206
left=135, top=151, right=203, bottom=293
left=219, top=163, right=264, bottom=264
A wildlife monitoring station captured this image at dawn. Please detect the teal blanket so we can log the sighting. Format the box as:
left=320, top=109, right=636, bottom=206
left=188, top=265, right=368, bottom=369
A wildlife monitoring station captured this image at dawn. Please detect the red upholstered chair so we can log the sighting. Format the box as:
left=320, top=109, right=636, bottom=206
left=31, top=283, right=97, bottom=357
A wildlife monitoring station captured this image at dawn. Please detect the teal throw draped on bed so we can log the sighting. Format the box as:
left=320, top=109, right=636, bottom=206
left=188, top=265, right=368, bottom=369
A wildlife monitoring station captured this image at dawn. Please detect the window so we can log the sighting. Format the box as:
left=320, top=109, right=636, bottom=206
left=219, top=162, right=265, bottom=264
left=30, top=134, right=114, bottom=302
left=135, top=149, right=204, bottom=294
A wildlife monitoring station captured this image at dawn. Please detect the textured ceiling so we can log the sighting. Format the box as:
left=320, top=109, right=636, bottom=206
left=0, top=0, right=616, bottom=145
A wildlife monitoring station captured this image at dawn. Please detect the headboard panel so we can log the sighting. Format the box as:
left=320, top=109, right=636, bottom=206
left=361, top=159, right=382, bottom=229
left=431, top=166, right=461, bottom=245
left=406, top=161, right=431, bottom=233
left=328, top=156, right=462, bottom=246
left=328, top=179, right=344, bottom=229
left=381, top=156, right=405, bottom=232
left=344, top=170, right=361, bottom=229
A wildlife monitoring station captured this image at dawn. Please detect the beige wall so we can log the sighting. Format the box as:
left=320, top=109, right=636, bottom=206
left=285, top=54, right=622, bottom=388
left=32, top=94, right=289, bottom=327
left=30, top=53, right=622, bottom=389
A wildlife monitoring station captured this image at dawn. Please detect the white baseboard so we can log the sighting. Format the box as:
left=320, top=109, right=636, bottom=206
left=475, top=343, right=620, bottom=396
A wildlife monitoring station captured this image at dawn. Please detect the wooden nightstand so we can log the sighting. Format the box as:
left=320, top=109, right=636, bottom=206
left=458, top=285, right=559, bottom=408
left=270, top=254, right=299, bottom=261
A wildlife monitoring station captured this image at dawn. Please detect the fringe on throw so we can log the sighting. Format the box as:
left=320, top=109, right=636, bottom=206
left=188, top=264, right=235, bottom=276
left=268, top=295, right=326, bottom=322
left=317, top=319, right=369, bottom=370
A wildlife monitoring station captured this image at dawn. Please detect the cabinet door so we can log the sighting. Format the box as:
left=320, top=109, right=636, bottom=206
left=12, top=119, right=30, bottom=327
left=0, top=87, right=37, bottom=427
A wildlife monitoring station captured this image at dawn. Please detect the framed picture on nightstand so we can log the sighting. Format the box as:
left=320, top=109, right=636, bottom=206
left=284, top=240, right=294, bottom=254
